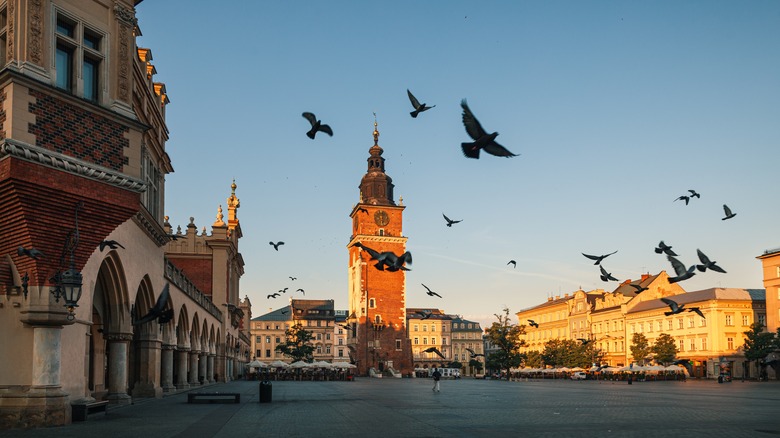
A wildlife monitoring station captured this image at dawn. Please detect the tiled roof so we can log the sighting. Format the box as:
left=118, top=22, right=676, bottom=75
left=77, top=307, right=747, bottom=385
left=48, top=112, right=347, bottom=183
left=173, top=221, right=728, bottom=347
left=251, top=305, right=292, bottom=321
left=612, top=273, right=660, bottom=297
left=628, top=288, right=765, bottom=314
left=518, top=295, right=574, bottom=313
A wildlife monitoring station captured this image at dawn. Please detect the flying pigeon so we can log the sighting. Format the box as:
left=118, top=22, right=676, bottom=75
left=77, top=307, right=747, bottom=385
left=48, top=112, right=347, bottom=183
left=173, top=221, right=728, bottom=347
left=17, top=246, right=44, bottom=260
left=655, top=241, right=678, bottom=256
left=442, top=213, right=462, bottom=227
left=507, top=260, right=516, bottom=268
left=527, top=319, right=539, bottom=328
left=582, top=250, right=618, bottom=265
left=687, top=307, right=705, bottom=319
left=577, top=338, right=593, bottom=346
left=302, top=112, right=333, bottom=139
left=99, top=240, right=125, bottom=251
left=267, top=293, right=280, bottom=299
left=422, top=283, right=442, bottom=298
left=352, top=242, right=412, bottom=271
left=423, top=346, right=445, bottom=359
left=357, top=207, right=369, bottom=215
left=133, top=284, right=171, bottom=326
left=695, top=249, right=726, bottom=273
left=460, top=99, right=517, bottom=159
left=688, top=189, right=700, bottom=199
left=269, top=241, right=285, bottom=251
left=660, top=297, right=688, bottom=316
left=415, top=310, right=433, bottom=320
left=722, top=204, right=736, bottom=220
left=599, top=265, right=618, bottom=282
left=667, top=255, right=696, bottom=283
left=465, top=347, right=484, bottom=358
left=628, top=283, right=649, bottom=294
left=289, top=276, right=297, bottom=281
left=674, top=195, right=690, bottom=205
left=407, top=89, right=435, bottom=118
left=296, top=288, right=305, bottom=295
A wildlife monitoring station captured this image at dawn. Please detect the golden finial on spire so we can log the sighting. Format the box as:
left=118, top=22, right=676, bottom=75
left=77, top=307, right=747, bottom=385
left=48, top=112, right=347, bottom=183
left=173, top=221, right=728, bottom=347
left=373, top=112, right=379, bottom=145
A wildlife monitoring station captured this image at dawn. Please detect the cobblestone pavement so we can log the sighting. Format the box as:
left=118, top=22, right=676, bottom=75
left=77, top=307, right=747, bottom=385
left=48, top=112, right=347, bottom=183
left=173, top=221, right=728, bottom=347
left=1, top=378, right=778, bottom=437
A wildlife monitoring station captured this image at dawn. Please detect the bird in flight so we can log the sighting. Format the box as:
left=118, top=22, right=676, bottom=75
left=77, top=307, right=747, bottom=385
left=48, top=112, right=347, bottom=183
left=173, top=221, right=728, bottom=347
left=415, top=310, right=433, bottom=320
left=302, top=112, right=333, bottom=139
left=279, top=287, right=289, bottom=294
left=465, top=347, right=484, bottom=358
left=507, top=260, right=516, bottom=268
left=267, top=293, right=280, bottom=299
left=688, top=307, right=705, bottom=319
left=281, top=309, right=289, bottom=315
left=674, top=195, right=690, bottom=205
left=296, top=288, right=305, bottom=295
left=660, top=297, right=693, bottom=316
left=628, top=283, right=649, bottom=294
left=599, top=265, right=618, bottom=282
left=133, top=284, right=171, bottom=326
left=688, top=189, right=700, bottom=199
left=289, top=276, right=297, bottom=281
left=577, top=338, right=593, bottom=346
left=460, top=99, right=517, bottom=159
left=442, top=213, right=462, bottom=227
left=581, top=250, right=618, bottom=265
left=666, top=255, right=696, bottom=283
left=407, top=89, right=435, bottom=118
left=357, top=207, right=369, bottom=215
left=527, top=319, right=539, bottom=328
left=17, top=246, right=44, bottom=260
left=269, top=241, right=285, bottom=251
left=722, top=204, right=736, bottom=220
left=422, top=284, right=442, bottom=298
left=423, top=346, right=445, bottom=359
left=352, top=242, right=412, bottom=271
left=654, top=241, right=678, bottom=257
left=99, top=240, right=125, bottom=251
left=695, top=249, right=726, bottom=273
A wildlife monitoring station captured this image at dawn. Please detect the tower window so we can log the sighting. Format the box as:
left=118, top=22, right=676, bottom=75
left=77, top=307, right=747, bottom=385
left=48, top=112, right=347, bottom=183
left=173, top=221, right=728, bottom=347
left=55, top=12, right=105, bottom=101
left=369, top=298, right=376, bottom=309
left=375, top=315, right=381, bottom=324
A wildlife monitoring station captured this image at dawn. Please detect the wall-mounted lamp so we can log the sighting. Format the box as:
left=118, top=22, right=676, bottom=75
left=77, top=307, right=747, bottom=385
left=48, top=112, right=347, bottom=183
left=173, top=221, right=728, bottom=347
left=50, top=202, right=84, bottom=321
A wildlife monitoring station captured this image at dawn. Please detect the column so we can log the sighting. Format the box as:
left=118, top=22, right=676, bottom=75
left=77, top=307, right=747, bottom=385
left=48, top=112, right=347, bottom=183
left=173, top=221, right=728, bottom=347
left=207, top=354, right=216, bottom=383
left=160, top=345, right=176, bottom=393
left=176, top=348, right=190, bottom=390
left=131, top=333, right=163, bottom=398
left=105, top=333, right=132, bottom=405
left=189, top=350, right=200, bottom=386
left=199, top=352, right=208, bottom=384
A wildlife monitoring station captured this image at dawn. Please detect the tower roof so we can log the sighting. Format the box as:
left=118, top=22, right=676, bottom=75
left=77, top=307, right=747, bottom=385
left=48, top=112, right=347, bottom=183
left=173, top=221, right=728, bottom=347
left=359, top=117, right=395, bottom=206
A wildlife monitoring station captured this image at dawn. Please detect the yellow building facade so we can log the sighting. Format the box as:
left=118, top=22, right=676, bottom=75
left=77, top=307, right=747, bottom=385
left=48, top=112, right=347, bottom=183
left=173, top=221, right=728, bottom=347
left=757, top=247, right=780, bottom=332
left=407, top=309, right=452, bottom=368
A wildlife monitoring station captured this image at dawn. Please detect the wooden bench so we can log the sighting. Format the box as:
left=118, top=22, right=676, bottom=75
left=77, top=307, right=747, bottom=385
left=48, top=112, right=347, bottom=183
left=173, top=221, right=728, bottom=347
left=187, top=392, right=240, bottom=404
left=72, top=400, right=109, bottom=422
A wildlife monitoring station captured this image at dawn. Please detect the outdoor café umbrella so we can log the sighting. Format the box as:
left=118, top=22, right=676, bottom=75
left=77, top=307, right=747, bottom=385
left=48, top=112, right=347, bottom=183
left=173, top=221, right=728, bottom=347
left=248, top=360, right=267, bottom=369
left=269, top=360, right=289, bottom=368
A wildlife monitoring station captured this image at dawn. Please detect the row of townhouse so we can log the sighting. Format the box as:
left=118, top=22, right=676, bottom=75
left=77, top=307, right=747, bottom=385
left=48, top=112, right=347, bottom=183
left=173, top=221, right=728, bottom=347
left=516, top=271, right=769, bottom=379
left=406, top=309, right=484, bottom=376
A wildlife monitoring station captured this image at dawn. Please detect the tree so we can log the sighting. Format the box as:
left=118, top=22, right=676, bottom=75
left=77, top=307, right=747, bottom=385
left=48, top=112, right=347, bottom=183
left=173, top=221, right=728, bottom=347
left=541, top=339, right=598, bottom=368
left=275, top=323, right=315, bottom=362
left=651, top=333, right=678, bottom=365
left=485, top=307, right=524, bottom=378
left=468, top=358, right=484, bottom=375
left=743, top=322, right=775, bottom=379
left=630, top=333, right=651, bottom=365
left=448, top=361, right=463, bottom=369
left=523, top=350, right=543, bottom=368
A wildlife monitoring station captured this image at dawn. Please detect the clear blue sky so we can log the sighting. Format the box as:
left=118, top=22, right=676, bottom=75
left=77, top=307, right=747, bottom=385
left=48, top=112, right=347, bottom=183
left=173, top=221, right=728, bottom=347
left=136, top=1, right=780, bottom=330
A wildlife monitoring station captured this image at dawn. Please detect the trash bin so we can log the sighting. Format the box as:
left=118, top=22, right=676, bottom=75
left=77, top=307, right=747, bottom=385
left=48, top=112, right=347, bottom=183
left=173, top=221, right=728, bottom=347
left=627, top=375, right=633, bottom=385
left=259, top=381, right=272, bottom=403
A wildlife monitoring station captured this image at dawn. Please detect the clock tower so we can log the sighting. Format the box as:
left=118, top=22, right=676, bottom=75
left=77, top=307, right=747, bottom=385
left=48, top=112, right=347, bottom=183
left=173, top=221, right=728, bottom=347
left=347, top=120, right=413, bottom=376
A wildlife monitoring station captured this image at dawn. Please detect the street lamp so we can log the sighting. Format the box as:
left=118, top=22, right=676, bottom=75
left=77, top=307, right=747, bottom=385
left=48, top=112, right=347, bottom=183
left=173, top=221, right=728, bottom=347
left=50, top=202, right=84, bottom=321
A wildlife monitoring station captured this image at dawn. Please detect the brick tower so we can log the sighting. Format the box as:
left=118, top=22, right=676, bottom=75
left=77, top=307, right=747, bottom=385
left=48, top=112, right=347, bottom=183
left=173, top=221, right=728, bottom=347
left=347, top=120, right=413, bottom=376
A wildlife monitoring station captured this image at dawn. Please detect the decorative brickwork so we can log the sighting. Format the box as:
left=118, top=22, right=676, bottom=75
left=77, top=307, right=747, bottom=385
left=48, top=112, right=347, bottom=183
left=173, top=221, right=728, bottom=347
left=166, top=257, right=214, bottom=297
left=27, top=89, right=130, bottom=171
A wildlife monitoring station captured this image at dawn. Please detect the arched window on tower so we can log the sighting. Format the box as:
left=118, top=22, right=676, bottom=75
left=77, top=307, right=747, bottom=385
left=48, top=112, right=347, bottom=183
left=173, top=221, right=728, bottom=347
left=375, top=315, right=382, bottom=325
left=369, top=298, right=376, bottom=309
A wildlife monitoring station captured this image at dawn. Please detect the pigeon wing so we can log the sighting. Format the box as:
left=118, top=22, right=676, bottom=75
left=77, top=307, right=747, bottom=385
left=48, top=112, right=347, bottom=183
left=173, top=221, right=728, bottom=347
left=319, top=124, right=333, bottom=136
left=407, top=89, right=421, bottom=108
left=660, top=297, right=679, bottom=312
left=302, top=112, right=317, bottom=127
left=667, top=255, right=687, bottom=277
left=482, top=141, right=517, bottom=157
left=461, top=99, right=487, bottom=140
left=582, top=253, right=600, bottom=261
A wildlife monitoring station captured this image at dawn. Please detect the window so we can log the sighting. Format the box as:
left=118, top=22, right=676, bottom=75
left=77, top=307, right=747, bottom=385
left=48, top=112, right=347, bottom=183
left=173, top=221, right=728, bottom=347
left=431, top=337, right=437, bottom=345
left=266, top=336, right=271, bottom=343
left=396, top=339, right=402, bottom=350
left=316, top=333, right=322, bottom=341
left=689, top=339, right=695, bottom=351
left=275, top=337, right=280, bottom=343
left=647, top=322, right=652, bottom=333
left=255, top=336, right=261, bottom=343
left=256, top=349, right=261, bottom=357
left=442, top=325, right=446, bottom=332
left=423, top=325, right=427, bottom=332
left=317, top=346, right=322, bottom=354
left=326, top=345, right=331, bottom=354
left=55, top=13, right=104, bottom=100
left=727, top=337, right=734, bottom=350
left=639, top=323, right=644, bottom=333
left=678, top=340, right=684, bottom=352
left=700, top=317, right=706, bottom=327
left=375, top=315, right=381, bottom=324
left=758, top=314, right=766, bottom=327
left=725, top=315, right=733, bottom=326
left=0, top=6, right=7, bottom=64
left=326, top=333, right=331, bottom=340
left=742, top=315, right=750, bottom=326
left=142, top=148, right=162, bottom=220
left=658, top=321, right=663, bottom=332
left=265, top=349, right=271, bottom=358
left=317, top=320, right=321, bottom=327
left=688, top=317, right=694, bottom=328
left=678, top=319, right=684, bottom=329
left=423, top=337, right=428, bottom=345
left=414, top=337, right=419, bottom=345
left=667, top=320, right=673, bottom=331
left=338, top=349, right=344, bottom=357
left=414, top=324, right=419, bottom=331
left=369, top=298, right=376, bottom=308
left=338, top=338, right=343, bottom=345
left=701, top=338, right=707, bottom=351
left=442, top=338, right=447, bottom=345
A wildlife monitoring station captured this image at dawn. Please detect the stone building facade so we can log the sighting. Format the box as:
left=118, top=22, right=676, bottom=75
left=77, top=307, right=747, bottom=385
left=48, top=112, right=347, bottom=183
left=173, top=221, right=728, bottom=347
left=0, top=1, right=250, bottom=429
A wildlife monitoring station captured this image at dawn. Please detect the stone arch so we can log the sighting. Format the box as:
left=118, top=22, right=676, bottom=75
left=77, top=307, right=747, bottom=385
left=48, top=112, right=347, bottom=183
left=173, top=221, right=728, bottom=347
left=176, top=306, right=190, bottom=348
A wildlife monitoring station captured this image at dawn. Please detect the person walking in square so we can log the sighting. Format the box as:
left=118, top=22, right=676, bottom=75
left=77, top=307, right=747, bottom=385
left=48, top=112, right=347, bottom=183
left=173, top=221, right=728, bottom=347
left=432, top=368, right=442, bottom=392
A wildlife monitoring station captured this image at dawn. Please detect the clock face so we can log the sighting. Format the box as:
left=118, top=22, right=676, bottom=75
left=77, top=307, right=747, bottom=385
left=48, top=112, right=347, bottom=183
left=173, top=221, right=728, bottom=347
left=374, top=210, right=390, bottom=226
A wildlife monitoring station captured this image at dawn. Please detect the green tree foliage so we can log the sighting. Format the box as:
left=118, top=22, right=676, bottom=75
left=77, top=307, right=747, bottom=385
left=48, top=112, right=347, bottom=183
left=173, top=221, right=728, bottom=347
left=540, top=339, right=601, bottom=368
left=651, top=333, right=678, bottom=365
left=485, top=307, right=524, bottom=378
left=468, top=358, right=484, bottom=374
left=630, top=333, right=651, bottom=364
left=743, top=322, right=775, bottom=377
left=523, top=350, right=543, bottom=368
left=275, top=323, right=315, bottom=362
left=448, top=361, right=463, bottom=369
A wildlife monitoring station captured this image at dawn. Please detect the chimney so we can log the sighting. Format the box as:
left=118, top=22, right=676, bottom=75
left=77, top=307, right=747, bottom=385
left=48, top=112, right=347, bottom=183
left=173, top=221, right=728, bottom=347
left=641, top=273, right=650, bottom=282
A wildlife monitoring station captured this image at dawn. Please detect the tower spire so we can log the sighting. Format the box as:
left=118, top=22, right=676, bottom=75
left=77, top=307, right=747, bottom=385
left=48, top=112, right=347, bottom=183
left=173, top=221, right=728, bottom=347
left=359, top=113, right=395, bottom=206
left=373, top=112, right=379, bottom=146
